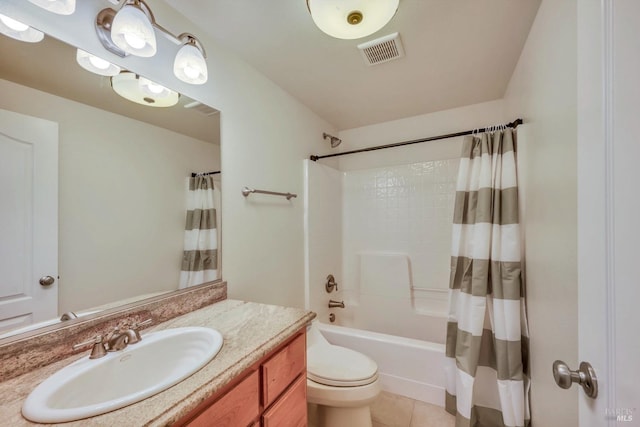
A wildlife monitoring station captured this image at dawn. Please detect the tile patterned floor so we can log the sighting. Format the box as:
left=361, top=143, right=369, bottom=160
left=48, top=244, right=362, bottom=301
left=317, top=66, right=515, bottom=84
left=308, top=391, right=455, bottom=427
left=370, top=392, right=455, bottom=427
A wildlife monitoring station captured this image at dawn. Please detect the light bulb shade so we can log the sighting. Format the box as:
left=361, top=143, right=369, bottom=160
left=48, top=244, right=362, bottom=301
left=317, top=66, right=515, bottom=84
left=76, top=49, right=121, bottom=76
left=0, top=14, right=44, bottom=43
left=138, top=76, right=172, bottom=98
left=111, top=72, right=179, bottom=107
left=110, top=4, right=156, bottom=57
left=28, top=0, right=76, bottom=15
left=307, top=0, right=399, bottom=40
left=173, top=43, right=208, bottom=85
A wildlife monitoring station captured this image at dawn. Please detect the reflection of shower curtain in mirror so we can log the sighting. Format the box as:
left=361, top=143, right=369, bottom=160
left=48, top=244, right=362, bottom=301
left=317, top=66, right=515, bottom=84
left=180, top=175, right=219, bottom=288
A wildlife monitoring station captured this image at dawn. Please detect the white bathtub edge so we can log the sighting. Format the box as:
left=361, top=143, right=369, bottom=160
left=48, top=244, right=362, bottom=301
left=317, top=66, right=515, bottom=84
left=316, top=321, right=445, bottom=352
left=316, top=321, right=446, bottom=407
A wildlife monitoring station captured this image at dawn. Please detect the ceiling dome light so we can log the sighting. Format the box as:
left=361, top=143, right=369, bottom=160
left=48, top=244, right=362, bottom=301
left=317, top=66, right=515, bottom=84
left=0, top=14, right=44, bottom=43
left=28, top=0, right=76, bottom=15
left=173, top=35, right=208, bottom=85
left=111, top=72, right=179, bottom=107
left=306, top=0, right=399, bottom=40
left=76, top=49, right=121, bottom=76
left=110, top=2, right=156, bottom=57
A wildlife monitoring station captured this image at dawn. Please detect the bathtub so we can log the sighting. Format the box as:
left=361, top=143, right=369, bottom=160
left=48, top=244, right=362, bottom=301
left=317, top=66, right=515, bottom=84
left=315, top=321, right=446, bottom=407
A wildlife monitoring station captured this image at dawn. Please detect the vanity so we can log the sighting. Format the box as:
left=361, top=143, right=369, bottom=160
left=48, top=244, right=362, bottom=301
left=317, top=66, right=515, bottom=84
left=0, top=286, right=315, bottom=426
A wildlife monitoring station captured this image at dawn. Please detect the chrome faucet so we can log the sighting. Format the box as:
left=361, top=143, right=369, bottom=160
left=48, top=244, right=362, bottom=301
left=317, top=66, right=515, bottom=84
left=124, top=318, right=153, bottom=344
left=72, top=335, right=108, bottom=359
left=326, top=275, right=339, bottom=293
left=106, top=328, right=130, bottom=351
left=60, top=311, right=78, bottom=321
left=328, top=299, right=345, bottom=309
left=72, top=318, right=153, bottom=359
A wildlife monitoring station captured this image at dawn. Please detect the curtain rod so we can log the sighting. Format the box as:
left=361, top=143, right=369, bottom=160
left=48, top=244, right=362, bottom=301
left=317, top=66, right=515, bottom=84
left=191, top=171, right=221, bottom=177
left=310, top=118, right=523, bottom=162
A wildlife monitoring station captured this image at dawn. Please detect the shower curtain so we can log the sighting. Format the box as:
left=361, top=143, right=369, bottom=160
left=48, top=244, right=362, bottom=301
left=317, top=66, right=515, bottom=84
left=179, top=175, right=219, bottom=288
left=445, top=129, right=530, bottom=427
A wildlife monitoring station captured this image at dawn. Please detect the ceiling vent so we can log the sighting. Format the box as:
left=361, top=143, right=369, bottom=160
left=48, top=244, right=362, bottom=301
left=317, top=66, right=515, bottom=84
left=184, top=101, right=219, bottom=116
left=357, top=32, right=405, bottom=66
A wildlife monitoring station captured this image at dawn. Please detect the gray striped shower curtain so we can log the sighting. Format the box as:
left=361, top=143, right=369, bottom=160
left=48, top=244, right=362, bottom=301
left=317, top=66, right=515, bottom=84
left=179, top=175, right=219, bottom=288
left=445, top=130, right=530, bottom=427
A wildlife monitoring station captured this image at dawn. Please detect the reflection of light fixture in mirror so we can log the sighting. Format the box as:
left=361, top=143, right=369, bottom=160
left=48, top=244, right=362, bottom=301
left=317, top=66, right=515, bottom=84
left=111, top=72, right=179, bottom=107
left=95, top=2, right=208, bottom=85
left=174, top=34, right=208, bottom=85
left=109, top=0, right=156, bottom=57
left=138, top=76, right=172, bottom=98
left=76, top=49, right=121, bottom=76
left=306, top=0, right=399, bottom=39
left=0, top=14, right=44, bottom=43
left=28, top=0, right=76, bottom=15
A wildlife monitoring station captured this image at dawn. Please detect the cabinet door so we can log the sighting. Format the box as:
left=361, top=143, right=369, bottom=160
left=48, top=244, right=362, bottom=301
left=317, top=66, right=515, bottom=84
left=262, top=333, right=306, bottom=407
left=187, top=370, right=259, bottom=427
left=262, top=375, right=307, bottom=427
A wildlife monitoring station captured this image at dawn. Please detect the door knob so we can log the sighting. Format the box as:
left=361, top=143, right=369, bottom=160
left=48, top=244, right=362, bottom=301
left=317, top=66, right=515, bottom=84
left=552, top=360, right=598, bottom=398
left=39, top=276, right=55, bottom=287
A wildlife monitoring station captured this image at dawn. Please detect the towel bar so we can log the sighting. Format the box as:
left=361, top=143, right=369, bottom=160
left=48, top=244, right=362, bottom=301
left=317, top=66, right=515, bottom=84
left=242, top=186, right=297, bottom=200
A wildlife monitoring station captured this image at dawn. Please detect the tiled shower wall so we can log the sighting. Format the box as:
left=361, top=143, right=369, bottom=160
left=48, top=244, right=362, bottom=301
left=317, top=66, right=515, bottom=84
left=341, top=159, right=459, bottom=341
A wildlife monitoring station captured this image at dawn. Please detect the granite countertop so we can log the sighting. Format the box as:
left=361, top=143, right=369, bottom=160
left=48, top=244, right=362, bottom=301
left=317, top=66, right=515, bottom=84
left=0, top=299, right=315, bottom=426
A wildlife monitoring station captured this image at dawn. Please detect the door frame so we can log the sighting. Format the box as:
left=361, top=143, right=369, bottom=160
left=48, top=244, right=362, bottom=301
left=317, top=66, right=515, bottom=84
left=577, top=0, right=610, bottom=424
left=576, top=0, right=639, bottom=425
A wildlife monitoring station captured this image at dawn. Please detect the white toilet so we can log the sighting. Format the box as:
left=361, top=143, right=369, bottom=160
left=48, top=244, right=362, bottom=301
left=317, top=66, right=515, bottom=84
left=306, top=323, right=381, bottom=427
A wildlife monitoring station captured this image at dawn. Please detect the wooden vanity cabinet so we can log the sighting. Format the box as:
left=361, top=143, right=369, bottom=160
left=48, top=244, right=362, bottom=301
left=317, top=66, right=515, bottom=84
left=177, top=329, right=307, bottom=427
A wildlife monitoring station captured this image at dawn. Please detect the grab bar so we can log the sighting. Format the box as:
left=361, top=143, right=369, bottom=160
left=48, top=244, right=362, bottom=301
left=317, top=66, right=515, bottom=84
left=242, top=186, right=297, bottom=200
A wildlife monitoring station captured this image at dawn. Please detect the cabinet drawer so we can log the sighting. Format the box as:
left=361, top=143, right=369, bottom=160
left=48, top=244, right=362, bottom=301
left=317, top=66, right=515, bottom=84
left=187, top=370, right=259, bottom=427
left=261, top=333, right=306, bottom=407
left=262, top=374, right=307, bottom=427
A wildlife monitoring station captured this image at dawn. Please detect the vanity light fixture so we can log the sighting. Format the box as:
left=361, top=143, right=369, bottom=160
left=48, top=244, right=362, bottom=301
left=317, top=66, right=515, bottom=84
left=111, top=71, right=179, bottom=108
left=109, top=0, right=157, bottom=58
left=27, top=0, right=76, bottom=16
left=95, top=1, right=208, bottom=85
left=306, top=0, right=399, bottom=40
left=76, top=49, right=121, bottom=76
left=0, top=13, right=44, bottom=43
left=173, top=34, right=208, bottom=85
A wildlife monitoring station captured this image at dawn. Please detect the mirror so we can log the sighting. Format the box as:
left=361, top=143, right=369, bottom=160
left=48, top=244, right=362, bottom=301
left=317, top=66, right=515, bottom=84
left=0, top=29, right=222, bottom=339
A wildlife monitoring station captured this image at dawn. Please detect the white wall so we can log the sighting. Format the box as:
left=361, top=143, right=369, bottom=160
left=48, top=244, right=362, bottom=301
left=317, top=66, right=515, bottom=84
left=0, top=79, right=220, bottom=313
left=0, top=0, right=335, bottom=309
left=336, top=99, right=506, bottom=171
left=304, top=160, right=343, bottom=324
left=503, top=0, right=578, bottom=426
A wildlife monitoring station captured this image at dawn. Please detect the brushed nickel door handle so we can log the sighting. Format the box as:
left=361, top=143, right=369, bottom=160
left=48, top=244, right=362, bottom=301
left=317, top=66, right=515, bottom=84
left=553, top=360, right=598, bottom=398
left=39, top=276, right=55, bottom=287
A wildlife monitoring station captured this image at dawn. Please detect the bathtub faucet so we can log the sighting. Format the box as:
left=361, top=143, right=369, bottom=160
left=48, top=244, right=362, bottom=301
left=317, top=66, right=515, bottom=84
left=328, top=299, right=345, bottom=309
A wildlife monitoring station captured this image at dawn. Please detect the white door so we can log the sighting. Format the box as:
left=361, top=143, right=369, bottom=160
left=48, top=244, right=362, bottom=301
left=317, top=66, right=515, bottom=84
left=0, top=109, right=58, bottom=333
left=577, top=0, right=640, bottom=425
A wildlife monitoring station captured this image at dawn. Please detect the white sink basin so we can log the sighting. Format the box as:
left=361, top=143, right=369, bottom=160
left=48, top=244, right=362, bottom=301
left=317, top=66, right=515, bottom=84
left=22, top=326, right=223, bottom=423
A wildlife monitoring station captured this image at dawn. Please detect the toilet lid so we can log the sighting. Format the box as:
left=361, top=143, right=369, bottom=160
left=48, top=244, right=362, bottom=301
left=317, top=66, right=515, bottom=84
left=307, top=343, right=378, bottom=387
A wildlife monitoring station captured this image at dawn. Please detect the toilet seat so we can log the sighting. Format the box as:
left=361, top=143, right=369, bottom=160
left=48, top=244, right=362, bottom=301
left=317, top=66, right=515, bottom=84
left=307, top=343, right=378, bottom=387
